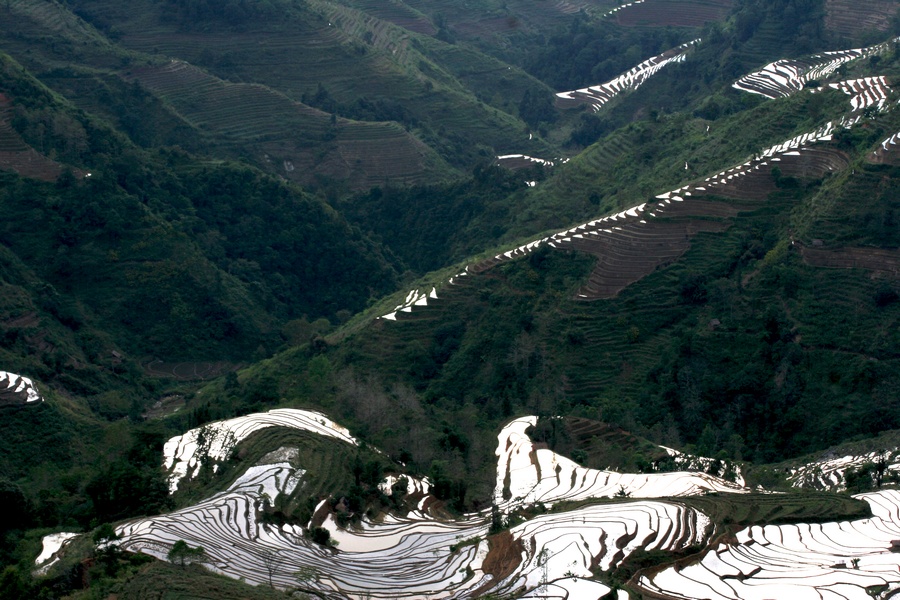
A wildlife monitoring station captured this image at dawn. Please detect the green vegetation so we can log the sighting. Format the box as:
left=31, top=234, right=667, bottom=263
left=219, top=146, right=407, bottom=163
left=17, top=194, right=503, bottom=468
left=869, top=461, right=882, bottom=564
left=1, top=0, right=900, bottom=596
left=0, top=52, right=401, bottom=360
left=167, top=540, right=206, bottom=567
left=75, top=559, right=295, bottom=600
left=340, top=164, right=529, bottom=274
left=528, top=416, right=672, bottom=473
left=522, top=15, right=697, bottom=91
left=678, top=491, right=872, bottom=528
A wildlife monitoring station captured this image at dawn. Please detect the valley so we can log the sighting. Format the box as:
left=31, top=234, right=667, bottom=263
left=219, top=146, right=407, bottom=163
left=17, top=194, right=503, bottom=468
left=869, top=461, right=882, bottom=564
left=1, top=0, right=900, bottom=599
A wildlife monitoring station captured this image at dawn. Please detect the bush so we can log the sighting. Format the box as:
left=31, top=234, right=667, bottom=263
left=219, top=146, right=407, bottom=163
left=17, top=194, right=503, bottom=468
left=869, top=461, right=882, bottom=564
left=310, top=527, right=330, bottom=545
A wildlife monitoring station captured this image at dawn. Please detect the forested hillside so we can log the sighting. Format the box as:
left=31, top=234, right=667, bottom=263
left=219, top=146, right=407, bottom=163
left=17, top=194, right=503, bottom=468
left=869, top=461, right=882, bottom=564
left=2, top=0, right=900, bottom=598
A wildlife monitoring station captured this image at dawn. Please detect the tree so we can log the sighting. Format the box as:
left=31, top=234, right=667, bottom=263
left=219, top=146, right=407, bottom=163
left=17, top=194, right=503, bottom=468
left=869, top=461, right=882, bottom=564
left=85, top=459, right=172, bottom=523
left=261, top=548, right=283, bottom=588
left=844, top=463, right=876, bottom=493
left=295, top=565, right=319, bottom=594
left=94, top=523, right=123, bottom=576
left=93, top=523, right=119, bottom=548
left=0, top=566, right=32, bottom=600
left=0, top=478, right=30, bottom=534
left=167, top=540, right=206, bottom=567
left=310, top=527, right=331, bottom=546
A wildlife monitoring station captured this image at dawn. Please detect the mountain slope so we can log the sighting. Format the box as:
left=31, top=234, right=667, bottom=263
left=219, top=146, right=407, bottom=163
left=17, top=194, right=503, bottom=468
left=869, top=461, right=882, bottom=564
left=0, top=0, right=456, bottom=189
left=59, top=0, right=556, bottom=169
left=5, top=2, right=900, bottom=599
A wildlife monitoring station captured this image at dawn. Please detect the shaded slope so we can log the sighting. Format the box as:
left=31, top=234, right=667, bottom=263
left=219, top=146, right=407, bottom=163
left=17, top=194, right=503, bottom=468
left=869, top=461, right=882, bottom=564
left=0, top=54, right=402, bottom=360
left=0, top=0, right=454, bottom=188
left=614, top=0, right=735, bottom=28
left=62, top=0, right=551, bottom=169
left=126, top=60, right=442, bottom=189
left=825, top=0, right=900, bottom=39
left=0, top=93, right=71, bottom=181
left=316, top=103, right=900, bottom=471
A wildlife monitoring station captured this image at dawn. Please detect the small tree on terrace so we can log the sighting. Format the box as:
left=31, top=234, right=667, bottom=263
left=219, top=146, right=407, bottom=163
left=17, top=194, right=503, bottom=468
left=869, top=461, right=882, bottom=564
left=167, top=540, right=206, bottom=567
left=261, top=548, right=283, bottom=588
left=295, top=565, right=320, bottom=595
left=93, top=523, right=123, bottom=575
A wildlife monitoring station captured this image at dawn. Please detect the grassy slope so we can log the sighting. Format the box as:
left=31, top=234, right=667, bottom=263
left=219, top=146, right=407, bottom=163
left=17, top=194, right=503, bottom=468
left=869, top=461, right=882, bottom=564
left=61, top=0, right=556, bottom=169
left=109, top=561, right=295, bottom=600
left=0, top=0, right=456, bottom=190
left=336, top=0, right=886, bottom=277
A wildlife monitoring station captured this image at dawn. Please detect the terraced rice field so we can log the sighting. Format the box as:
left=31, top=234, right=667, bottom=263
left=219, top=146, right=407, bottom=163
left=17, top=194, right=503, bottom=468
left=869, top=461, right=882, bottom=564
left=639, top=490, right=900, bottom=600
left=800, top=246, right=900, bottom=276
left=41, top=410, right=900, bottom=599
left=603, top=0, right=647, bottom=18
left=340, top=0, right=436, bottom=35
left=0, top=93, right=67, bottom=181
left=555, top=40, right=699, bottom=111
left=868, top=130, right=900, bottom=165
left=380, top=114, right=859, bottom=320
left=495, top=417, right=747, bottom=510
left=2, top=0, right=113, bottom=57
left=786, top=450, right=900, bottom=491
left=125, top=61, right=435, bottom=188
left=733, top=39, right=898, bottom=99
left=109, top=412, right=723, bottom=598
left=380, top=287, right=439, bottom=321
left=827, top=77, right=894, bottom=113
left=33, top=532, right=79, bottom=575
left=112, top=458, right=713, bottom=598
left=486, top=119, right=857, bottom=284
left=495, top=154, right=561, bottom=170
left=111, top=5, right=533, bottom=160
left=825, top=0, right=899, bottom=38
left=0, top=370, right=42, bottom=405
left=163, top=409, right=359, bottom=492
left=313, top=0, right=420, bottom=66
left=613, top=0, right=734, bottom=27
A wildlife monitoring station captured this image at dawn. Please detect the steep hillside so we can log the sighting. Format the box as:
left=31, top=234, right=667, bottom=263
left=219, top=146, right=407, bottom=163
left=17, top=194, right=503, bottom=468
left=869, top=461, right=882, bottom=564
left=0, top=92, right=74, bottom=181
left=58, top=0, right=554, bottom=169
left=0, top=53, right=404, bottom=362
left=0, top=0, right=456, bottom=190
left=247, top=39, right=900, bottom=490
left=613, top=0, right=735, bottom=28
left=6, top=2, right=900, bottom=599
left=825, top=0, right=900, bottom=40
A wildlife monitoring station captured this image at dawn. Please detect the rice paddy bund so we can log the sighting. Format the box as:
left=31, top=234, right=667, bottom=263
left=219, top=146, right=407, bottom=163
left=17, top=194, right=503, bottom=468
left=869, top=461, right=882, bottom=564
left=0, top=370, right=43, bottom=405
left=11, top=5, right=900, bottom=598
left=555, top=40, right=700, bottom=112
left=378, top=35, right=899, bottom=323
left=639, top=491, right=900, bottom=600
left=380, top=105, right=866, bottom=320
left=732, top=38, right=900, bottom=99
left=35, top=409, right=900, bottom=599
left=51, top=410, right=729, bottom=598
